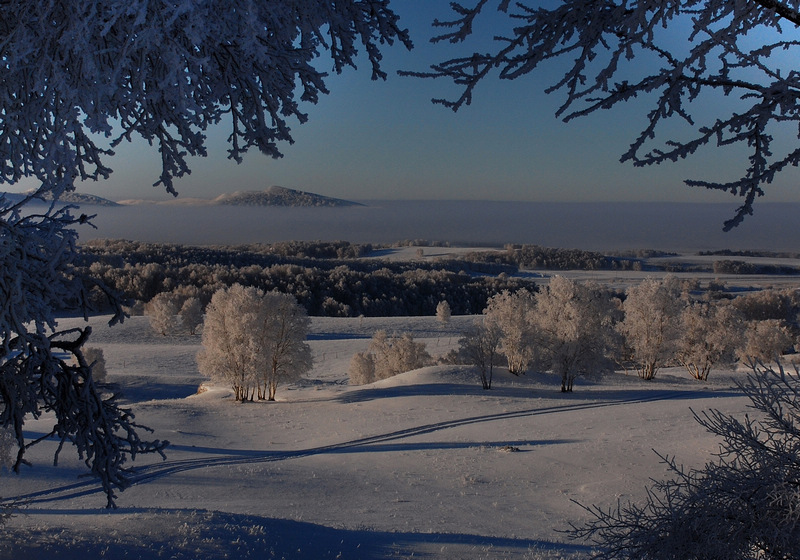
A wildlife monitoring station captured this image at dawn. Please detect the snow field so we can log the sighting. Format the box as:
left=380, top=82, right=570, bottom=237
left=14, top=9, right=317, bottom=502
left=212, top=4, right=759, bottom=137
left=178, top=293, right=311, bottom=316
left=1, top=314, right=754, bottom=559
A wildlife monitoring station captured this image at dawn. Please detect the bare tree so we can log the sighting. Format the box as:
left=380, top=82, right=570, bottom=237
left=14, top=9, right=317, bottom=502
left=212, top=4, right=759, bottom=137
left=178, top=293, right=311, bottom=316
left=408, top=0, right=800, bottom=229
left=569, top=365, right=800, bottom=559
left=484, top=290, right=537, bottom=375
left=619, top=277, right=684, bottom=380
left=459, top=320, right=504, bottom=389
left=535, top=277, right=617, bottom=392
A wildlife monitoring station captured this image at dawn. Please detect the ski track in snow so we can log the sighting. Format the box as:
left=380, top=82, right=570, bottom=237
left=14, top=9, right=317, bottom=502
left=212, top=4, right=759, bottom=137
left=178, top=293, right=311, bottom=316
left=7, top=389, right=691, bottom=507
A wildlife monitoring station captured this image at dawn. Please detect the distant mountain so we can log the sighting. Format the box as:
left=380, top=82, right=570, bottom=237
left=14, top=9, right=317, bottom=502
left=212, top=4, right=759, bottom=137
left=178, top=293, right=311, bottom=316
left=118, top=186, right=362, bottom=208
left=211, top=186, right=362, bottom=207
left=2, top=190, right=119, bottom=207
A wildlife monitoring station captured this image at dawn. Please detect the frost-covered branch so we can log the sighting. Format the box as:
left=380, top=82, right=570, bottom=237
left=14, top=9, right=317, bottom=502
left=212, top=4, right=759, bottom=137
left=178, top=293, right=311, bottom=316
left=0, top=196, right=167, bottom=507
left=0, top=0, right=411, bottom=198
left=567, top=365, right=800, bottom=558
left=405, top=0, right=800, bottom=229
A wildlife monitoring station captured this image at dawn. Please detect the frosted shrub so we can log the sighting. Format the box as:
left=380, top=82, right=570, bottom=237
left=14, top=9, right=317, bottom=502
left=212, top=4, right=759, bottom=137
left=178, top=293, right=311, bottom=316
left=348, top=352, right=376, bottom=386
left=738, top=319, right=795, bottom=372
left=436, top=300, right=451, bottom=326
left=198, top=285, right=311, bottom=402
left=676, top=302, right=742, bottom=381
left=534, top=277, right=617, bottom=392
left=351, top=331, right=433, bottom=384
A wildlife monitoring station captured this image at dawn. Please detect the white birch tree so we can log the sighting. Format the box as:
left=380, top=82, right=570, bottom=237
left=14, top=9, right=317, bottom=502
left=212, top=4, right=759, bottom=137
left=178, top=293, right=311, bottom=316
left=408, top=0, right=800, bottom=229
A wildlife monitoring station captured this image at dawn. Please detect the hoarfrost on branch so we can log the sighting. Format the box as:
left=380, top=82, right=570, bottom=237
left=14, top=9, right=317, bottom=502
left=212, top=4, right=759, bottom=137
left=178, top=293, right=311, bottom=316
left=406, top=0, right=800, bottom=229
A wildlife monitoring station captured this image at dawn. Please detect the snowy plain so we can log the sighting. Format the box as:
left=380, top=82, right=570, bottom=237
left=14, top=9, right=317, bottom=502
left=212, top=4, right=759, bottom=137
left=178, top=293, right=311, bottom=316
left=3, top=312, right=756, bottom=559
left=3, top=199, right=796, bottom=559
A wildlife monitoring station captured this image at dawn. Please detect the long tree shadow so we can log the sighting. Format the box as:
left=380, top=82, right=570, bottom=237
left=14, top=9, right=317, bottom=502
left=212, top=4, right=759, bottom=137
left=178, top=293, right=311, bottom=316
left=6, top=387, right=732, bottom=507
left=7, top=508, right=594, bottom=559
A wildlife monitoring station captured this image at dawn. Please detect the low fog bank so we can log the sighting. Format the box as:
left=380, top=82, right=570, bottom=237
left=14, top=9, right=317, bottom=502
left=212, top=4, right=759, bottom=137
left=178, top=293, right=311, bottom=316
left=78, top=200, right=799, bottom=252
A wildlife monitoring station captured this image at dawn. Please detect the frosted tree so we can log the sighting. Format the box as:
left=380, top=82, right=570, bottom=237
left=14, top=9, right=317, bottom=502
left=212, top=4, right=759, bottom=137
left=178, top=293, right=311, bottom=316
left=535, top=277, right=617, bottom=392
left=459, top=320, right=503, bottom=389
left=484, top=290, right=537, bottom=375
left=197, top=285, right=264, bottom=402
left=408, top=0, right=800, bottom=229
left=198, top=286, right=312, bottom=402
left=569, top=366, right=800, bottom=559
left=179, top=297, right=204, bottom=336
left=737, top=318, right=795, bottom=372
left=256, top=293, right=312, bottom=401
left=676, top=302, right=743, bottom=381
left=619, top=277, right=684, bottom=380
left=0, top=1, right=409, bottom=505
left=146, top=293, right=180, bottom=336
left=436, top=300, right=452, bottom=326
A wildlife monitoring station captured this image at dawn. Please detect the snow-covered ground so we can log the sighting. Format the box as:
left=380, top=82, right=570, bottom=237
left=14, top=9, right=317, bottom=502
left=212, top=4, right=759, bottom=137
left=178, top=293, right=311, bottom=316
left=3, top=314, right=755, bottom=559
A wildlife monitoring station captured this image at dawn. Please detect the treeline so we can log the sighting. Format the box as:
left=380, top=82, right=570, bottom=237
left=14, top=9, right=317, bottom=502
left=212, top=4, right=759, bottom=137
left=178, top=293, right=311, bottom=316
left=77, top=239, right=532, bottom=317
left=463, top=244, right=644, bottom=271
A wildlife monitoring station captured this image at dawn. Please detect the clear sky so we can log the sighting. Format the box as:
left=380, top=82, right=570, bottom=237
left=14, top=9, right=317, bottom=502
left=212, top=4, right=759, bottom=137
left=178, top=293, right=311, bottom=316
left=49, top=2, right=800, bottom=204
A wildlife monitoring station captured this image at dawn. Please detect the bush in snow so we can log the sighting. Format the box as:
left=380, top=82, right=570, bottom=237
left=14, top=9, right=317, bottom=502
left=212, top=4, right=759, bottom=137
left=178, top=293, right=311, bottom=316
left=350, top=331, right=433, bottom=385
left=534, top=277, right=618, bottom=392
left=675, top=302, right=743, bottom=381
left=483, top=290, right=538, bottom=375
left=436, top=300, right=451, bottom=326
left=569, top=365, right=800, bottom=559
left=348, top=352, right=377, bottom=386
left=737, top=319, right=796, bottom=373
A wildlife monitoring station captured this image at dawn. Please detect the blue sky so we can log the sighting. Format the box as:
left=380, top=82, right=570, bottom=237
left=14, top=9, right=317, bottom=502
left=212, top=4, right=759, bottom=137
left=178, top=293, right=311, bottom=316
left=57, top=2, right=800, bottom=204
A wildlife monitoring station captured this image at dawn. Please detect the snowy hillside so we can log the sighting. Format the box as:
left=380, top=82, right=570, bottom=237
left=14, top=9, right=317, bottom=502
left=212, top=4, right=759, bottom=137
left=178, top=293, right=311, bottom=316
left=2, top=314, right=754, bottom=559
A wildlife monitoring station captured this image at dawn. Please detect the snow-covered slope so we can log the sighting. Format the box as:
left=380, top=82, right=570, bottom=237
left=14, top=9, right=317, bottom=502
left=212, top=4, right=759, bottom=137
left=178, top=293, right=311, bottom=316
left=2, top=314, right=752, bottom=559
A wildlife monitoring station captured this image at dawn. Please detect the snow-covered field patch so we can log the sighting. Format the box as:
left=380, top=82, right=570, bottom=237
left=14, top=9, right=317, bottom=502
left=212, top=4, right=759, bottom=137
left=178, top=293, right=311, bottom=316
left=2, top=315, right=754, bottom=559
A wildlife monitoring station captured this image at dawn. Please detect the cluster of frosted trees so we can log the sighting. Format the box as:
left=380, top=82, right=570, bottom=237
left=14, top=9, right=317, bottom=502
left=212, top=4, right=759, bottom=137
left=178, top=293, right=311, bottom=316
left=349, top=331, right=432, bottom=385
left=196, top=285, right=312, bottom=402
left=461, top=277, right=796, bottom=391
